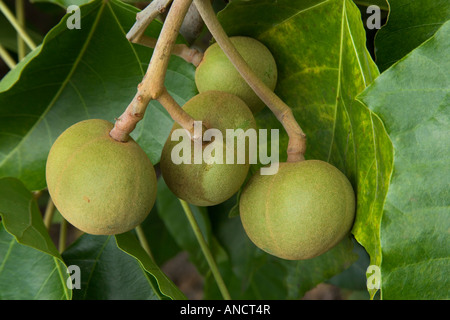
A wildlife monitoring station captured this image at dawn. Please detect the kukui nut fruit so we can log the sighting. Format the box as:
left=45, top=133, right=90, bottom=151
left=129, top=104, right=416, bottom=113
left=195, top=36, right=277, bottom=114
left=46, top=119, right=157, bottom=235
left=160, top=90, right=256, bottom=206
left=239, top=160, right=356, bottom=260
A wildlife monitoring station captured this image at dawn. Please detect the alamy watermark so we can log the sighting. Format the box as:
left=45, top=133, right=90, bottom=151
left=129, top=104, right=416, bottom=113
left=169, top=121, right=280, bottom=175
left=366, top=5, right=382, bottom=30
left=366, top=265, right=381, bottom=290
left=66, top=5, right=81, bottom=30
left=66, top=265, right=81, bottom=289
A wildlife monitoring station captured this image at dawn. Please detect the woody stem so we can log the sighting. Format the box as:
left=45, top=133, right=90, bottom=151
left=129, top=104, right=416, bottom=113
left=110, top=0, right=197, bottom=142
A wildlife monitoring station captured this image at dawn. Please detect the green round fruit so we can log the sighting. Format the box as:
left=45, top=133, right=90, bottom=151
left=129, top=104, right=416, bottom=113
left=239, top=160, right=356, bottom=260
left=195, top=36, right=277, bottom=114
left=160, top=91, right=256, bottom=206
left=46, top=119, right=157, bottom=235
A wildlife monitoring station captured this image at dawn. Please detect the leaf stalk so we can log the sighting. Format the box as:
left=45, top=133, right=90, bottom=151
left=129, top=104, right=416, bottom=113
left=179, top=199, right=231, bottom=300
left=135, top=224, right=156, bottom=263
left=0, top=44, right=16, bottom=69
left=0, top=0, right=36, bottom=51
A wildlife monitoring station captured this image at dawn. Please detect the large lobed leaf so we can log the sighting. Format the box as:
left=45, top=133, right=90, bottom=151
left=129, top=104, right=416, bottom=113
left=0, top=177, right=71, bottom=299
left=0, top=0, right=196, bottom=191
left=357, top=21, right=450, bottom=299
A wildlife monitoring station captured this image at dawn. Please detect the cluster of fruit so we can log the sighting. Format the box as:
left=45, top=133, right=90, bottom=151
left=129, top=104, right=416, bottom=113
left=45, top=37, right=355, bottom=260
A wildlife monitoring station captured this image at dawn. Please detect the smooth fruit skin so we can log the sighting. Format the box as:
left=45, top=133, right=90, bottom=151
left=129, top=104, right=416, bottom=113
left=160, top=91, right=256, bottom=206
left=46, top=119, right=157, bottom=235
left=195, top=36, right=277, bottom=114
left=239, top=160, right=355, bottom=260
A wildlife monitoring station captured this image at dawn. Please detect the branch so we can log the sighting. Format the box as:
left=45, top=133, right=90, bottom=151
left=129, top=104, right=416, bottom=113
left=145, top=0, right=194, bottom=97
left=127, top=0, right=203, bottom=66
left=194, top=0, right=307, bottom=162
left=133, top=35, right=203, bottom=66
left=126, top=0, right=173, bottom=43
left=110, top=0, right=197, bottom=142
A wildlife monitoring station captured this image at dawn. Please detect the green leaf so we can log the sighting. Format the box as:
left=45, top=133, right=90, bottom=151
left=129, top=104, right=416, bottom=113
left=374, top=0, right=450, bottom=71
left=217, top=0, right=387, bottom=297
left=115, top=232, right=187, bottom=300
left=0, top=0, right=196, bottom=191
left=0, top=177, right=71, bottom=300
left=0, top=45, right=41, bottom=92
left=346, top=98, right=393, bottom=299
left=357, top=21, right=450, bottom=299
left=62, top=232, right=183, bottom=299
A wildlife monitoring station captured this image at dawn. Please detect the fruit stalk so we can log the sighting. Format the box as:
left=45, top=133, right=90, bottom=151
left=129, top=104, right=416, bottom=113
left=158, top=88, right=207, bottom=143
left=135, top=225, right=156, bottom=263
left=43, top=197, right=55, bottom=230
left=110, top=0, right=199, bottom=142
left=193, top=0, right=307, bottom=162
